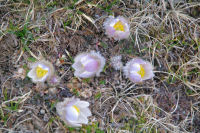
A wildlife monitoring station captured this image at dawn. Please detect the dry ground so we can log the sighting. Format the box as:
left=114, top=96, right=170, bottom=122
left=0, top=0, right=200, bottom=133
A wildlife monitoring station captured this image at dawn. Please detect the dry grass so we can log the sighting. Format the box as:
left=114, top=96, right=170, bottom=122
left=0, top=0, right=200, bottom=132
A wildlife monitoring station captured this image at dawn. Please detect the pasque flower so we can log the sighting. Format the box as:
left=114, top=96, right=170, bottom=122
left=72, top=51, right=105, bottom=78
left=56, top=97, right=91, bottom=127
left=27, top=60, right=54, bottom=83
left=123, top=58, right=154, bottom=83
left=103, top=16, right=130, bottom=40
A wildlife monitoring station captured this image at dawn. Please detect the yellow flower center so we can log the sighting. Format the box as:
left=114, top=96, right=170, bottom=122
left=137, top=65, right=145, bottom=78
left=73, top=105, right=80, bottom=114
left=36, top=66, right=48, bottom=78
left=113, top=21, right=125, bottom=31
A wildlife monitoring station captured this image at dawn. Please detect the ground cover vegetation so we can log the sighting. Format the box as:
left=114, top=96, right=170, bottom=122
left=0, top=0, right=200, bottom=132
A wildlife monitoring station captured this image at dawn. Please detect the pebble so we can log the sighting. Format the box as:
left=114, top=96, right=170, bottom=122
left=40, top=109, right=45, bottom=114
left=60, top=88, right=73, bottom=97
left=27, top=110, right=32, bottom=114
left=43, top=114, right=49, bottom=122
left=35, top=130, right=40, bottom=133
left=49, top=87, right=57, bottom=94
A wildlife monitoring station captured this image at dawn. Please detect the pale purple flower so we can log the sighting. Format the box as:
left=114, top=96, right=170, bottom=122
left=72, top=51, right=106, bottom=78
left=56, top=97, right=91, bottom=127
left=110, top=55, right=123, bottom=70
left=123, top=58, right=154, bottom=83
left=103, top=16, right=130, bottom=40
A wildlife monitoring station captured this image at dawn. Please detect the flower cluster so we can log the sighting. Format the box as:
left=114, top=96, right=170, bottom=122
left=25, top=15, right=156, bottom=128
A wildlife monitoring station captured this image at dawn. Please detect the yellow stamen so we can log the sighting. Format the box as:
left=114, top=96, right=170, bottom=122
left=73, top=105, right=80, bottom=114
left=36, top=66, right=48, bottom=78
left=137, top=65, right=145, bottom=78
left=113, top=21, right=125, bottom=31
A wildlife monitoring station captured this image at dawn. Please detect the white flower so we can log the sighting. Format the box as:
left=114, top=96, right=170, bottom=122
left=27, top=60, right=54, bottom=83
left=56, top=97, right=91, bottom=127
left=123, top=58, right=154, bottom=83
left=72, top=51, right=106, bottom=78
left=110, top=55, right=123, bottom=70
left=103, top=16, right=130, bottom=40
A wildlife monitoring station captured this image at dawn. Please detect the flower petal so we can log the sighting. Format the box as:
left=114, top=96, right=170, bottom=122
left=75, top=71, right=95, bottom=78
left=143, top=71, right=155, bottom=80
left=143, top=62, right=153, bottom=72
left=81, top=108, right=92, bottom=117
left=77, top=112, right=88, bottom=124
left=129, top=71, right=142, bottom=82
left=65, top=106, right=79, bottom=122
left=116, top=31, right=130, bottom=40
left=131, top=63, right=141, bottom=72
left=142, top=62, right=154, bottom=80
left=116, top=16, right=129, bottom=26
left=82, top=56, right=99, bottom=72
left=132, top=58, right=146, bottom=64
left=68, top=122, right=82, bottom=127
left=72, top=62, right=84, bottom=72
left=75, top=101, right=90, bottom=108
left=27, top=68, right=36, bottom=79
left=105, top=26, right=116, bottom=37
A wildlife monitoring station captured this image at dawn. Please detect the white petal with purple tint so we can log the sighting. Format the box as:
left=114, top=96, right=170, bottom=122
left=65, top=106, right=79, bottom=122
